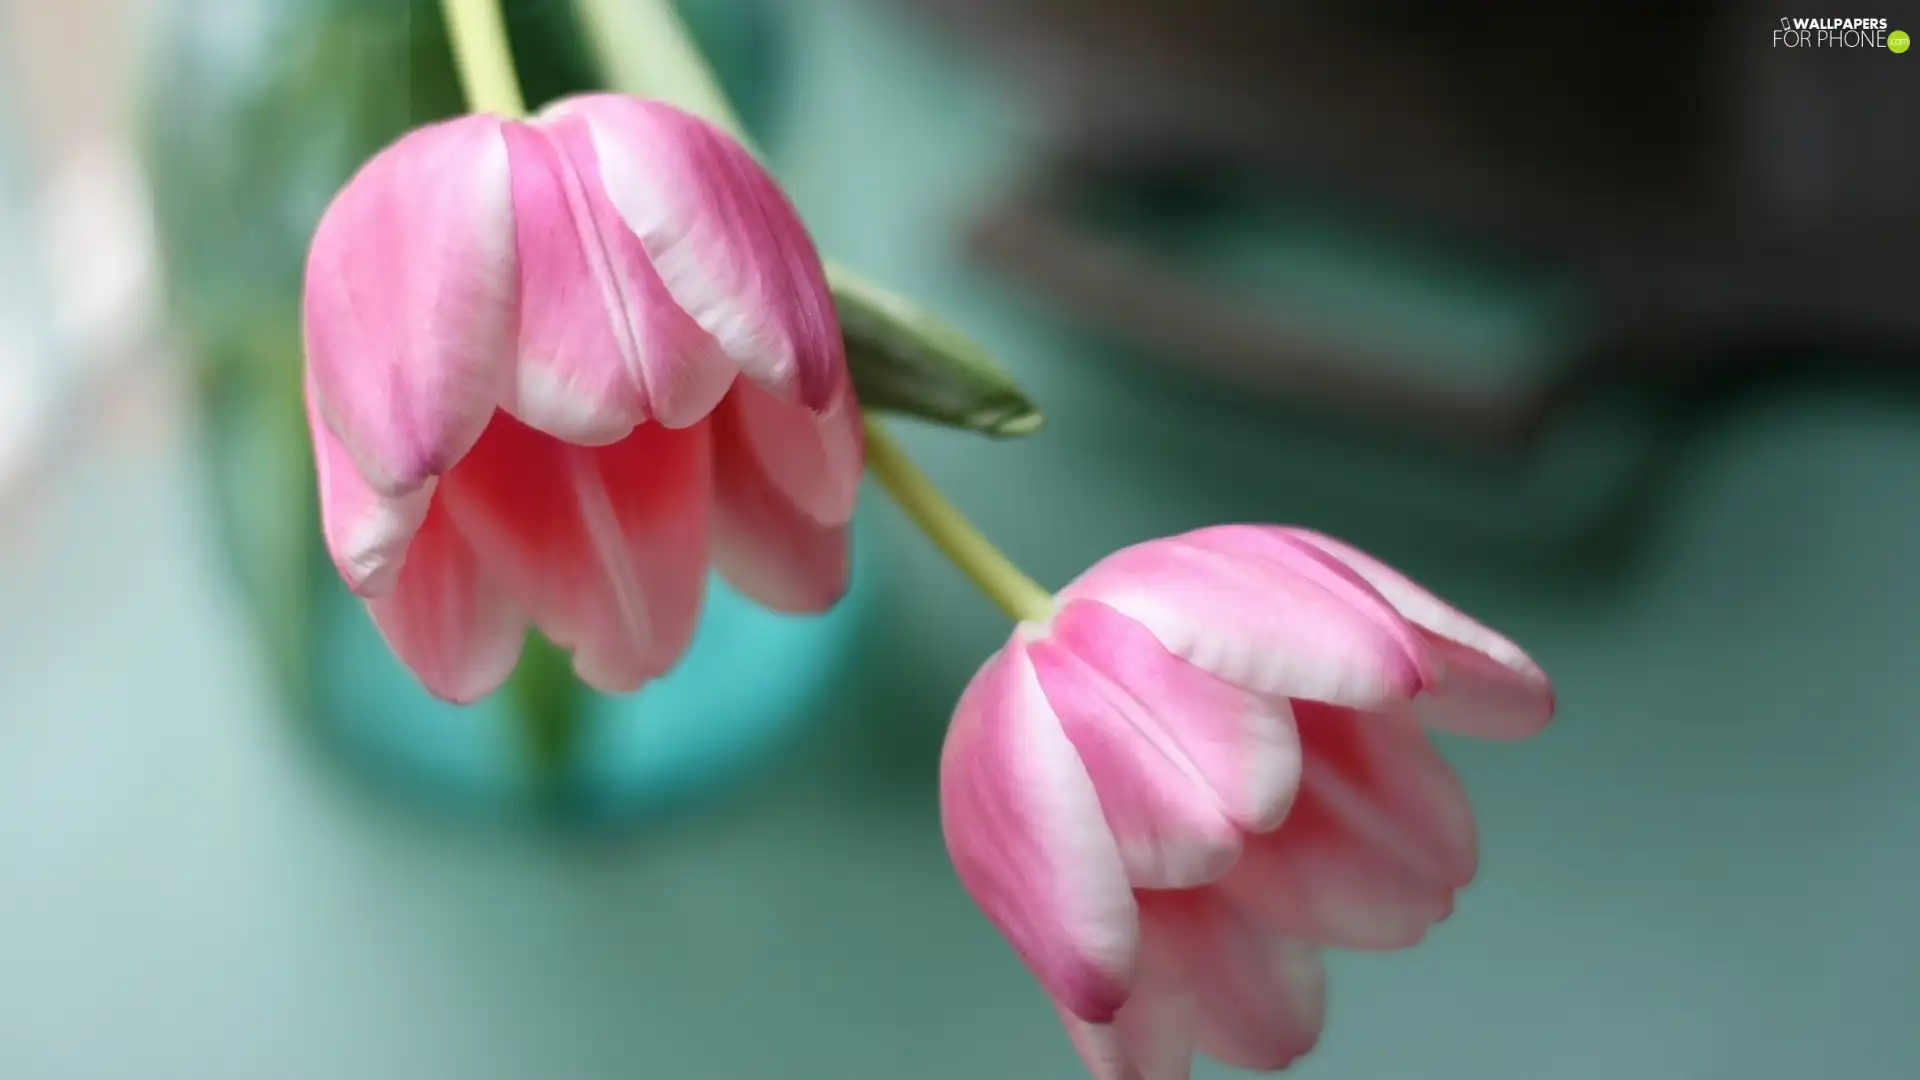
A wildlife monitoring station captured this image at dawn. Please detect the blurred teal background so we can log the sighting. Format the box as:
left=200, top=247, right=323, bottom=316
left=4, top=1, right=1920, bottom=1078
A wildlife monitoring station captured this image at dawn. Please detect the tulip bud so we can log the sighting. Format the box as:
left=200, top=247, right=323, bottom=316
left=941, top=526, right=1553, bottom=1078
left=302, top=95, right=861, bottom=702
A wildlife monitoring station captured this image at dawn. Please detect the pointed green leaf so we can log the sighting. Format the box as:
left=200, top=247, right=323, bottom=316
left=832, top=268, right=1044, bottom=439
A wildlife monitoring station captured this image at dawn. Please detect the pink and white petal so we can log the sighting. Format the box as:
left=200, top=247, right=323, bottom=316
left=728, top=377, right=862, bottom=527
left=1410, top=634, right=1556, bottom=740
left=1058, top=1002, right=1194, bottom=1080
left=439, top=414, right=712, bottom=694
left=1049, top=601, right=1300, bottom=836
left=1185, top=526, right=1430, bottom=666
left=1061, top=530, right=1427, bottom=710
left=1028, top=638, right=1241, bottom=891
left=1145, top=892, right=1325, bottom=1071
left=1294, top=702, right=1477, bottom=887
left=306, top=376, right=431, bottom=597
left=303, top=115, right=517, bottom=495
left=1056, top=927, right=1197, bottom=1080
left=1217, top=752, right=1460, bottom=951
left=710, top=390, right=851, bottom=613
left=517, top=116, right=739, bottom=432
left=941, top=644, right=1137, bottom=1023
left=498, top=122, right=651, bottom=443
left=1285, top=529, right=1554, bottom=739
left=546, top=95, right=843, bottom=410
left=364, top=498, right=526, bottom=705
left=1030, top=600, right=1298, bottom=889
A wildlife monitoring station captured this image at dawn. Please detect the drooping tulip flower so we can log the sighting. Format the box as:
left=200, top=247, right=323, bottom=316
left=940, top=525, right=1553, bottom=1079
left=302, top=94, right=860, bottom=702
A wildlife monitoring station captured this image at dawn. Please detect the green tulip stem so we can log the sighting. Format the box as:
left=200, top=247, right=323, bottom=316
left=859, top=416, right=1055, bottom=623
left=571, top=0, right=749, bottom=142
left=439, top=0, right=528, bottom=117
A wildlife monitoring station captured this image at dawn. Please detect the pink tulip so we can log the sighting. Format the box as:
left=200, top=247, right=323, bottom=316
left=940, top=525, right=1553, bottom=1079
left=302, top=95, right=860, bottom=702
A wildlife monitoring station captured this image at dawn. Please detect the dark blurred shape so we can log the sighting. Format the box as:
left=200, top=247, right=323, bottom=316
left=901, top=0, right=1920, bottom=451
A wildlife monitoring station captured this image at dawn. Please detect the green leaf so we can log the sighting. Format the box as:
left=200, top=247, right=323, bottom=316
left=833, top=269, right=1044, bottom=439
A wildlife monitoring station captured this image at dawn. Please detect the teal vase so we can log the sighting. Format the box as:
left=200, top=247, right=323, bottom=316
left=143, top=0, right=869, bottom=821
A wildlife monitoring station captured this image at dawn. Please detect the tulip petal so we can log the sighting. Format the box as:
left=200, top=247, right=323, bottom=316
left=1219, top=703, right=1473, bottom=949
left=1221, top=794, right=1455, bottom=950
left=729, top=377, right=863, bottom=527
left=1286, top=530, right=1554, bottom=739
left=710, top=386, right=852, bottom=613
left=1412, top=634, right=1556, bottom=740
left=550, top=95, right=843, bottom=410
left=1186, top=526, right=1428, bottom=665
left=1144, top=892, right=1325, bottom=1071
left=363, top=498, right=526, bottom=705
left=1055, top=925, right=1197, bottom=1080
left=306, top=375, right=432, bottom=597
left=1062, top=527, right=1427, bottom=709
left=498, top=123, right=650, bottom=442
left=941, top=644, right=1137, bottom=1023
left=303, top=115, right=517, bottom=495
left=1298, top=702, right=1477, bottom=885
left=514, top=115, right=739, bottom=433
left=1030, top=600, right=1299, bottom=889
left=1057, top=997, right=1194, bottom=1080
left=439, top=414, right=711, bottom=694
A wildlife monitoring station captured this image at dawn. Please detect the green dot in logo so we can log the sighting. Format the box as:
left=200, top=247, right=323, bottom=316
left=1893, top=29, right=1911, bottom=53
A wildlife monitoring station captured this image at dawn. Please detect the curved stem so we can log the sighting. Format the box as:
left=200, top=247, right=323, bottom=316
left=440, top=0, right=529, bottom=116
left=861, top=419, right=1053, bottom=623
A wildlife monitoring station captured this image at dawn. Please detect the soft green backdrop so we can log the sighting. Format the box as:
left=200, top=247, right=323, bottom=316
left=3, top=1, right=1917, bottom=1077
